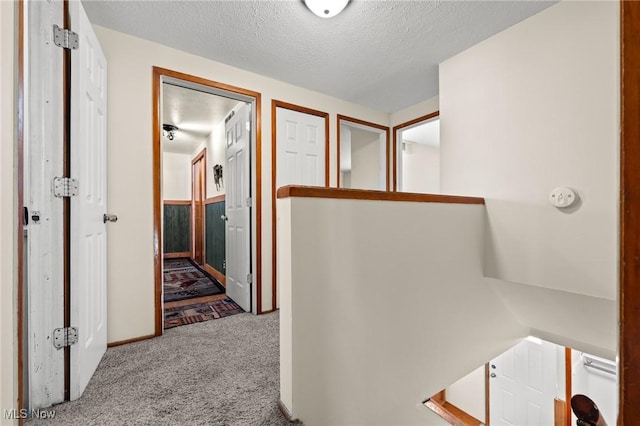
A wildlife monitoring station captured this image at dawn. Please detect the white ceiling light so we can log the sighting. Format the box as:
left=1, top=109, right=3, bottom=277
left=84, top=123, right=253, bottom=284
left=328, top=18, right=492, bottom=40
left=304, top=0, right=349, bottom=18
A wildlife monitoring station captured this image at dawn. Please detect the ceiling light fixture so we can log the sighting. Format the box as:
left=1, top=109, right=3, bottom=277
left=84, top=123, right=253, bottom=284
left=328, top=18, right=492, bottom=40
left=304, top=0, right=349, bottom=18
left=162, top=124, right=178, bottom=141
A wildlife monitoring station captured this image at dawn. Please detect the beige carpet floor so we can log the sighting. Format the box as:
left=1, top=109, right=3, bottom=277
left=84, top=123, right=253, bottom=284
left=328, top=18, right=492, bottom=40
left=27, top=312, right=296, bottom=426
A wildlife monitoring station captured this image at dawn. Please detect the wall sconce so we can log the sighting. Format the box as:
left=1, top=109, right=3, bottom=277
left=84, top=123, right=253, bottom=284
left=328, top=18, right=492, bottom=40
left=304, top=0, right=349, bottom=18
left=162, top=124, right=178, bottom=140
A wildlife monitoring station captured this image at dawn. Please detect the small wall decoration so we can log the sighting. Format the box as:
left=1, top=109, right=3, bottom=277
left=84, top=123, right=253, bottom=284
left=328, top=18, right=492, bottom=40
left=214, top=164, right=224, bottom=190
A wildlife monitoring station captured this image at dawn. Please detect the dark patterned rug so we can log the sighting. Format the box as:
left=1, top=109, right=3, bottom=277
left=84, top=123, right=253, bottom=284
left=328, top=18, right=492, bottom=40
left=163, top=258, right=225, bottom=302
left=164, top=298, right=244, bottom=329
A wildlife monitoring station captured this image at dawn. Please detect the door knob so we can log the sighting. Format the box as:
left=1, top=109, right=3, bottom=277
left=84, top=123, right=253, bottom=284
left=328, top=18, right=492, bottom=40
left=103, top=214, right=118, bottom=223
left=221, top=215, right=228, bottom=221
left=490, top=373, right=497, bottom=378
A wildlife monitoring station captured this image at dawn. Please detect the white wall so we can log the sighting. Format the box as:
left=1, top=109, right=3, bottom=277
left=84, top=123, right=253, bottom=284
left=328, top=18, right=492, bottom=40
left=440, top=1, right=619, bottom=357
left=94, top=25, right=390, bottom=341
left=571, top=350, right=617, bottom=426
left=162, top=152, right=191, bottom=200
left=445, top=365, right=485, bottom=422
left=349, top=132, right=381, bottom=190
left=206, top=121, right=226, bottom=199
left=402, top=143, right=439, bottom=194
left=0, top=0, right=17, bottom=423
left=440, top=1, right=618, bottom=300
left=278, top=195, right=527, bottom=424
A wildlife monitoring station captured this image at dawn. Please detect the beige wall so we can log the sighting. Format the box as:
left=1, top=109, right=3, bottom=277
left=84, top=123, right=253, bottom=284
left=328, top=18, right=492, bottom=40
left=402, top=143, right=439, bottom=194
left=440, top=0, right=619, bottom=300
left=439, top=1, right=618, bottom=357
left=445, top=365, right=486, bottom=422
left=162, top=152, right=191, bottom=200
left=278, top=196, right=526, bottom=424
left=390, top=95, right=439, bottom=127
left=95, top=25, right=390, bottom=342
left=349, top=131, right=381, bottom=190
left=1, top=0, right=17, bottom=423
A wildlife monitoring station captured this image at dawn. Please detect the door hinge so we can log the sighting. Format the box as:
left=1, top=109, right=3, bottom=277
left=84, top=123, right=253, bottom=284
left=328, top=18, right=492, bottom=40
left=246, top=197, right=252, bottom=207
left=53, top=177, right=79, bottom=198
left=53, top=25, right=79, bottom=50
left=245, top=122, right=251, bottom=132
left=53, top=327, right=78, bottom=349
left=247, top=273, right=253, bottom=284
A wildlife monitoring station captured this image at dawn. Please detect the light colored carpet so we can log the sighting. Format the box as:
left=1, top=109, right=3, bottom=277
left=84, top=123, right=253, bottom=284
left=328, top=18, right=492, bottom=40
left=28, top=312, right=294, bottom=426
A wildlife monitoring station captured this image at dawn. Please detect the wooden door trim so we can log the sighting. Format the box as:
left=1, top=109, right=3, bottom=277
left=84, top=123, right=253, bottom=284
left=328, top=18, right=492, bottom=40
left=485, top=363, right=490, bottom=425
left=271, top=100, right=330, bottom=312
left=153, top=67, right=263, bottom=332
left=391, top=111, right=440, bottom=191
left=336, top=114, right=391, bottom=190
left=191, top=147, right=206, bottom=264
left=564, top=348, right=572, bottom=426
left=620, top=1, right=639, bottom=422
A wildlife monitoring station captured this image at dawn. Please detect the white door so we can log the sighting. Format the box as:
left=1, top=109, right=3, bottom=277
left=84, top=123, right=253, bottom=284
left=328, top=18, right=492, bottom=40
left=225, top=103, right=252, bottom=312
left=275, top=107, right=326, bottom=308
left=276, top=108, right=326, bottom=188
left=490, top=338, right=557, bottom=426
left=69, top=0, right=108, bottom=400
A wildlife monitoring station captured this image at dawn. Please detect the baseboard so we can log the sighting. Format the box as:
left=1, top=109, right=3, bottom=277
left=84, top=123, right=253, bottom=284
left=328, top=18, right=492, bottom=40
left=203, top=263, right=226, bottom=286
left=164, top=252, right=190, bottom=259
left=278, top=400, right=299, bottom=423
left=107, top=333, right=156, bottom=348
left=259, top=308, right=277, bottom=315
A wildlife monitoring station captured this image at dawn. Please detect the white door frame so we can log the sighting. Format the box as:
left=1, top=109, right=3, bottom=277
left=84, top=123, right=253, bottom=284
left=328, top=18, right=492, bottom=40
left=392, top=111, right=439, bottom=192
left=153, top=68, right=262, bottom=323
left=23, top=0, right=66, bottom=409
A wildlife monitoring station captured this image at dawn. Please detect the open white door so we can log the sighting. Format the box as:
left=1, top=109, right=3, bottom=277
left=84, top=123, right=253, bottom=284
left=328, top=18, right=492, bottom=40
left=225, top=103, right=252, bottom=312
left=69, top=0, right=108, bottom=400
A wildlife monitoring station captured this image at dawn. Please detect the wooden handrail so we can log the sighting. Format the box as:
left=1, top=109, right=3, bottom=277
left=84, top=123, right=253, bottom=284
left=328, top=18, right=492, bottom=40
left=276, top=185, right=485, bottom=205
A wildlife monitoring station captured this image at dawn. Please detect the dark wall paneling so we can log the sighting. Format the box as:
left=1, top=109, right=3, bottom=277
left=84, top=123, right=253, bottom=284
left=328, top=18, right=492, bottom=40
left=164, top=204, right=191, bottom=253
left=206, top=200, right=226, bottom=273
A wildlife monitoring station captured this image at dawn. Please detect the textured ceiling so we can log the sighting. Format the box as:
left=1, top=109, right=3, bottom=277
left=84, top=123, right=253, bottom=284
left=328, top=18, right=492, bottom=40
left=162, top=83, right=241, bottom=154
left=84, top=0, right=556, bottom=113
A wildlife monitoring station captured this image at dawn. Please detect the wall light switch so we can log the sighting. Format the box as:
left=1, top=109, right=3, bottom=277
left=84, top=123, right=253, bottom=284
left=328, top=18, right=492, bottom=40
left=549, top=187, right=577, bottom=208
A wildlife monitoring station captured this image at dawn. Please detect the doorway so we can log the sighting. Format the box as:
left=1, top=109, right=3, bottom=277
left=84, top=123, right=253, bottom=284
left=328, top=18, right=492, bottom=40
left=154, top=68, right=261, bottom=332
left=337, top=115, right=390, bottom=191
left=393, top=112, right=440, bottom=193
left=191, top=149, right=206, bottom=266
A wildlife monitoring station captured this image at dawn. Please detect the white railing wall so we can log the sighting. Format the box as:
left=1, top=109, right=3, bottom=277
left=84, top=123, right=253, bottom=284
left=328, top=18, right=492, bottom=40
left=278, top=191, right=528, bottom=425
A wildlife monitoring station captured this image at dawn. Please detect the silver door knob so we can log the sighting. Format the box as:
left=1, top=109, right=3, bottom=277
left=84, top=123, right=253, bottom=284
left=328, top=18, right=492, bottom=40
left=490, top=373, right=497, bottom=378
left=103, top=214, right=118, bottom=223
left=221, top=215, right=228, bottom=221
